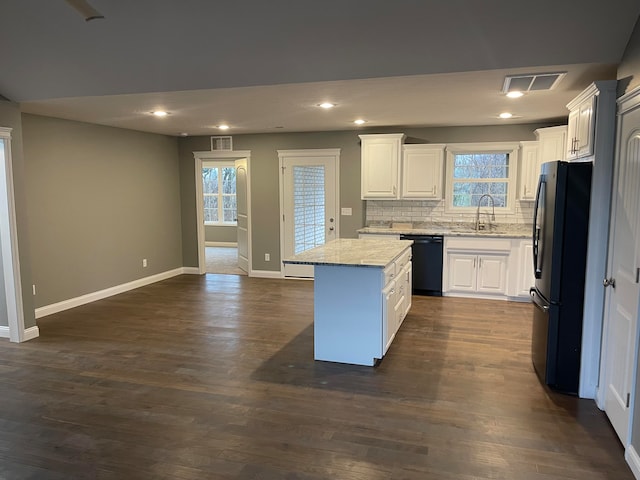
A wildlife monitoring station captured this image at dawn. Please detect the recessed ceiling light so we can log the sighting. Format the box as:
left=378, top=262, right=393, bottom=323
left=179, top=132, right=188, bottom=137
left=151, top=110, right=168, bottom=117
left=354, top=119, right=366, bottom=125
left=506, top=91, right=524, bottom=98
left=318, top=102, right=336, bottom=109
left=499, top=112, right=514, bottom=119
left=218, top=125, right=230, bottom=130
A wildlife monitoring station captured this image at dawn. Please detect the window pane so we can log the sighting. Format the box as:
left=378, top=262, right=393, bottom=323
left=453, top=153, right=509, bottom=179
left=202, top=167, right=219, bottom=194
left=203, top=195, right=218, bottom=222
left=222, top=167, right=236, bottom=194
left=222, top=194, right=237, bottom=222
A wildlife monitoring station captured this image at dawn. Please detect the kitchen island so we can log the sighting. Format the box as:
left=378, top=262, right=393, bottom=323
left=283, top=238, right=413, bottom=366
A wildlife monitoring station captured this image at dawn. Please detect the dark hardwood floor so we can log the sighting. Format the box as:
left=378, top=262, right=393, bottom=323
left=0, top=274, right=632, bottom=479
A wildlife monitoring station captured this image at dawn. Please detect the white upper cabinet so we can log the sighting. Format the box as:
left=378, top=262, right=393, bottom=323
left=518, top=141, right=539, bottom=201
left=566, top=93, right=595, bottom=159
left=360, top=134, right=405, bottom=199
left=536, top=125, right=567, bottom=163
left=401, top=144, right=445, bottom=199
left=519, top=126, right=567, bottom=201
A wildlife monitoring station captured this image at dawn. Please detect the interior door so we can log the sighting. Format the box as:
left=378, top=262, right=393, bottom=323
left=602, top=114, right=640, bottom=445
left=235, top=158, right=248, bottom=273
left=281, top=152, right=338, bottom=278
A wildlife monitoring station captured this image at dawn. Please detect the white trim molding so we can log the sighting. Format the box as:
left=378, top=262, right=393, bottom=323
left=35, top=267, right=193, bottom=319
left=0, top=128, right=27, bottom=343
left=249, top=270, right=283, bottom=279
left=0, top=325, right=39, bottom=341
left=205, top=241, right=237, bottom=247
left=626, top=445, right=640, bottom=480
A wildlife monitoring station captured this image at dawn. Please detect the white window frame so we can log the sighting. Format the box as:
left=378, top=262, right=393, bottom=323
left=444, top=142, right=519, bottom=214
left=202, top=161, right=237, bottom=226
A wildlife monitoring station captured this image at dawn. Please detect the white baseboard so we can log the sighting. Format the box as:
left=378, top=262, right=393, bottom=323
left=35, top=267, right=189, bottom=319
left=0, top=325, right=39, bottom=342
left=182, top=267, right=201, bottom=274
left=205, top=241, right=237, bottom=247
left=23, top=326, right=39, bottom=341
left=626, top=445, right=640, bottom=479
left=249, top=269, right=283, bottom=279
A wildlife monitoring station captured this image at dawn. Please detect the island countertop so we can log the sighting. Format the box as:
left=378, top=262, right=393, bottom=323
left=282, top=238, right=413, bottom=268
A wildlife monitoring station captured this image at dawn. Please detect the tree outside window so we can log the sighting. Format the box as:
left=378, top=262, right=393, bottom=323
left=445, top=143, right=518, bottom=214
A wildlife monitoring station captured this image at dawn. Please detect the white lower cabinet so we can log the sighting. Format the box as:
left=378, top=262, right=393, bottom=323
left=382, top=279, right=397, bottom=354
left=381, top=247, right=412, bottom=355
left=444, top=237, right=511, bottom=299
left=447, top=252, right=508, bottom=295
left=515, top=239, right=534, bottom=298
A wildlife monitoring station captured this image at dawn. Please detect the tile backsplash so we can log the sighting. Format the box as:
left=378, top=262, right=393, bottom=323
left=365, top=199, right=534, bottom=225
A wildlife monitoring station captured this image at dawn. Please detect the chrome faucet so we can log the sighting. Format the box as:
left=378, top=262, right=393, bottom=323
left=475, top=194, right=496, bottom=231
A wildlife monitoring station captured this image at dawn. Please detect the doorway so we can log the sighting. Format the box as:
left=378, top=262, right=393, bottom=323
left=194, top=150, right=252, bottom=276
left=278, top=149, right=340, bottom=279
left=0, top=128, right=27, bottom=342
left=600, top=92, right=640, bottom=446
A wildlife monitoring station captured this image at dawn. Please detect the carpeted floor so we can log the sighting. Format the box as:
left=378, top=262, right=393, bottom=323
left=205, top=246, right=247, bottom=275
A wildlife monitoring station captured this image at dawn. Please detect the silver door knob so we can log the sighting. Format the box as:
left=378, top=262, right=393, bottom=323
left=603, top=277, right=616, bottom=288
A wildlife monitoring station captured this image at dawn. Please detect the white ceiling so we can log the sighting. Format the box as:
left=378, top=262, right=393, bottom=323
left=1, top=1, right=639, bottom=136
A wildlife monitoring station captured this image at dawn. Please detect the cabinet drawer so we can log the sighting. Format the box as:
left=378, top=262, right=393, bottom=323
left=394, top=249, right=412, bottom=272
left=383, top=263, right=396, bottom=285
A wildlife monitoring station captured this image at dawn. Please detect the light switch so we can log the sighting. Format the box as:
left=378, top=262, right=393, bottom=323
left=341, top=207, right=352, bottom=216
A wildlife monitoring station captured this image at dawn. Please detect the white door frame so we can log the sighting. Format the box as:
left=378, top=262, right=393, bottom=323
left=0, top=127, right=27, bottom=342
left=193, top=150, right=252, bottom=275
left=278, top=148, right=340, bottom=277
left=597, top=87, right=640, bottom=447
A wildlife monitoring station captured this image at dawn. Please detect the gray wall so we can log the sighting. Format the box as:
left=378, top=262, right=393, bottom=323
left=22, top=114, right=183, bottom=308
left=619, top=15, right=640, bottom=96
left=179, top=122, right=555, bottom=272
left=0, top=100, right=37, bottom=329
left=205, top=225, right=236, bottom=243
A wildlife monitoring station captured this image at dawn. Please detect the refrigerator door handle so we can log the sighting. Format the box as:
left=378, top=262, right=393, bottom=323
left=530, top=288, right=549, bottom=312
left=532, top=176, right=545, bottom=279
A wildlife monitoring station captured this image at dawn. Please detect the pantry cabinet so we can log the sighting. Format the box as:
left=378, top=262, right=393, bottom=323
left=566, top=93, right=595, bottom=159
left=401, top=144, right=445, bottom=199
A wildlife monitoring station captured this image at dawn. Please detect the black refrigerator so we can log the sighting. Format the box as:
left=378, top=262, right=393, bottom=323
left=530, top=160, right=592, bottom=395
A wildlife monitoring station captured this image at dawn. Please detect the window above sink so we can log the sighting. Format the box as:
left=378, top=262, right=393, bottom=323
left=444, top=142, right=519, bottom=215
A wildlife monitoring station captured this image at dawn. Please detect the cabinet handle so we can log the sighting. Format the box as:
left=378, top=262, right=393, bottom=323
left=393, top=185, right=396, bottom=196
left=473, top=258, right=476, bottom=268
left=479, top=258, right=482, bottom=268
left=433, top=185, right=437, bottom=196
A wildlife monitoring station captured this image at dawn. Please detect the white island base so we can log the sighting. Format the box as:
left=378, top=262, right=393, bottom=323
left=283, top=239, right=412, bottom=367
left=314, top=264, right=388, bottom=366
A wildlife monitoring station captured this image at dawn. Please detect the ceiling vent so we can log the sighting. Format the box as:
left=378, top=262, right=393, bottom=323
left=502, top=72, right=567, bottom=93
left=211, top=136, right=233, bottom=151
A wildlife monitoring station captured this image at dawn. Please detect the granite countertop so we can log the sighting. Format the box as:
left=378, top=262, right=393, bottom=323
left=282, top=238, right=413, bottom=268
left=358, top=222, right=532, bottom=238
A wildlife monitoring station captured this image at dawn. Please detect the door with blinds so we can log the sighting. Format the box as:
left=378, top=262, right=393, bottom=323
left=279, top=149, right=340, bottom=278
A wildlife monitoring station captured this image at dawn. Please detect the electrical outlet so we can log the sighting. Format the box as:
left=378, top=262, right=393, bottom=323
left=142, top=258, right=148, bottom=268
left=341, top=207, right=352, bottom=216
left=265, top=253, right=270, bottom=261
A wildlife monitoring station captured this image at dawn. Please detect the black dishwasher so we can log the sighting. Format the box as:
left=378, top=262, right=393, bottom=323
left=400, top=235, right=443, bottom=296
